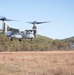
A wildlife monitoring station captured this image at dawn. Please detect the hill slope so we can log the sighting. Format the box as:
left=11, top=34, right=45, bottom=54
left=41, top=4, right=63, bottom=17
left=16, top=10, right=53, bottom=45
left=62, top=37, right=74, bottom=43
left=0, top=33, right=73, bottom=51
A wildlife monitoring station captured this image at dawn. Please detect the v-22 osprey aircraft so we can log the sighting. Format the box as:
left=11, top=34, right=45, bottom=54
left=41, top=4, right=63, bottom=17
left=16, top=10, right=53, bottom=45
left=0, top=16, right=50, bottom=41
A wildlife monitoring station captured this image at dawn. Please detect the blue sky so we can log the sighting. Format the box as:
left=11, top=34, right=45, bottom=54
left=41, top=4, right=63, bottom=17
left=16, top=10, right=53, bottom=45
left=0, top=0, right=74, bottom=39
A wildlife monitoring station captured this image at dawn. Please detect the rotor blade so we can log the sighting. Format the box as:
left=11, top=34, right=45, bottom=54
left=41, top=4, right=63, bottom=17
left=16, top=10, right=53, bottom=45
left=0, top=18, right=19, bottom=21
left=27, top=22, right=34, bottom=24
left=27, top=21, right=51, bottom=24
left=0, top=16, right=19, bottom=21
left=36, top=21, right=51, bottom=24
left=6, top=19, right=19, bottom=21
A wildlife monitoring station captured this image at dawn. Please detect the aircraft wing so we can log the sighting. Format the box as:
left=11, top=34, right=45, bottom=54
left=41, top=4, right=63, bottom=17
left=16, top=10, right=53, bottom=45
left=8, top=27, right=19, bottom=32
left=25, top=29, right=36, bottom=32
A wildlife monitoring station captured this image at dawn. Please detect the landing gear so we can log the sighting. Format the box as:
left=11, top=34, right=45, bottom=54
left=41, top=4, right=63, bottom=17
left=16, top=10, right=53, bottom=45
left=10, top=37, right=13, bottom=41
left=31, top=38, right=33, bottom=41
left=19, top=39, right=22, bottom=41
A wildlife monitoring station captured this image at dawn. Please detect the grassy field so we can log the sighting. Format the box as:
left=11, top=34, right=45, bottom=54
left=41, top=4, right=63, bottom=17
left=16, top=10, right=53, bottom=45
left=0, top=51, right=74, bottom=75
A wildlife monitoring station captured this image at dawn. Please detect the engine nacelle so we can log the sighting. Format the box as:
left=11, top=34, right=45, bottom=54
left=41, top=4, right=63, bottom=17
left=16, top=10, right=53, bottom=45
left=32, top=25, right=38, bottom=37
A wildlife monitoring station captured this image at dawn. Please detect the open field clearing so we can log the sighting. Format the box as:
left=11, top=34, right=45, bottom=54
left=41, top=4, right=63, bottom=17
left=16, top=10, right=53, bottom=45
left=0, top=51, right=74, bottom=75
